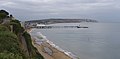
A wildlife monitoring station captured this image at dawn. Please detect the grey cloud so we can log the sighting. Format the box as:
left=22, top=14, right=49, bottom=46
left=0, top=0, right=120, bottom=22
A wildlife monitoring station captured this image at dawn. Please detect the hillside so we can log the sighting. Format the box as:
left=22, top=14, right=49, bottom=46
left=25, top=18, right=98, bottom=24
left=0, top=10, right=44, bottom=59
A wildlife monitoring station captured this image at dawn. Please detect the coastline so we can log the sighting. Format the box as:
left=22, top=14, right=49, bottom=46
left=29, top=29, right=79, bottom=59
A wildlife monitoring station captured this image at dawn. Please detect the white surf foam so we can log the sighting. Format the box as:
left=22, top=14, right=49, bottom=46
left=36, top=32, right=79, bottom=59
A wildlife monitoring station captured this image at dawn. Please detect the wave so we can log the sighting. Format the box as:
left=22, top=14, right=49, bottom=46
left=34, top=32, right=79, bottom=59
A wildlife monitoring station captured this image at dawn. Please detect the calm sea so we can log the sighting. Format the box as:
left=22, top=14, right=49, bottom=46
left=31, top=23, right=120, bottom=59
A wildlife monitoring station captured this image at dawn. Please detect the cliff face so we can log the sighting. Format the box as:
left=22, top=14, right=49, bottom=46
left=0, top=10, right=44, bottom=59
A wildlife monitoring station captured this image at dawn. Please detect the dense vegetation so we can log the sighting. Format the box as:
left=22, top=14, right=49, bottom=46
left=0, top=24, right=23, bottom=59
left=0, top=10, right=44, bottom=59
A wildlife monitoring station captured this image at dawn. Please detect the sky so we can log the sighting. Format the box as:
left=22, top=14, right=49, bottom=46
left=0, top=0, right=120, bottom=22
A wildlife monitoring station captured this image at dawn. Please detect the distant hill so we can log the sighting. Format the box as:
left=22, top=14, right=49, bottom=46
left=25, top=18, right=98, bottom=24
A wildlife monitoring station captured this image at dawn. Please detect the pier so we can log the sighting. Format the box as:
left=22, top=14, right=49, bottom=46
left=24, top=22, right=88, bottom=29
left=31, top=26, right=88, bottom=29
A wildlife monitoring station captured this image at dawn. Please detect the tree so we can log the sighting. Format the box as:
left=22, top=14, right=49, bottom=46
left=10, top=14, right=13, bottom=18
left=0, top=10, right=9, bottom=23
left=0, top=10, right=9, bottom=16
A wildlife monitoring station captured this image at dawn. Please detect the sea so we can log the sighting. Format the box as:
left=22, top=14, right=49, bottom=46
left=31, top=23, right=120, bottom=59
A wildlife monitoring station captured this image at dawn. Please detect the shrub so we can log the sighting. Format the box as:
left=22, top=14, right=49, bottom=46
left=0, top=25, right=9, bottom=31
left=0, top=52, right=23, bottom=59
left=0, top=31, right=20, bottom=53
left=10, top=20, right=23, bottom=34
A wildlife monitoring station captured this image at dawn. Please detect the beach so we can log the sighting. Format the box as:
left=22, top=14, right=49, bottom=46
left=29, top=29, right=78, bottom=59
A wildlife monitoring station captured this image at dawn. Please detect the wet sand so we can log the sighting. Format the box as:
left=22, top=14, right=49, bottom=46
left=31, top=37, right=73, bottom=59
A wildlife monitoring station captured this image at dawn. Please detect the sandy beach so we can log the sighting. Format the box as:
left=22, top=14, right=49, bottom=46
left=32, top=38, right=54, bottom=59
left=32, top=38, right=73, bottom=59
left=29, top=29, right=78, bottom=59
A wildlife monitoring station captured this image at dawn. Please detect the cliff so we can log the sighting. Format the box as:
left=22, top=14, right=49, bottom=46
left=0, top=10, right=44, bottom=59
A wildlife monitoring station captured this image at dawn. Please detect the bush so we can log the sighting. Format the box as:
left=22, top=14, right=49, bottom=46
left=0, top=52, right=23, bottom=59
left=0, top=25, right=9, bottom=31
left=0, top=31, right=25, bottom=59
left=10, top=20, right=24, bottom=34
left=0, top=31, right=20, bottom=53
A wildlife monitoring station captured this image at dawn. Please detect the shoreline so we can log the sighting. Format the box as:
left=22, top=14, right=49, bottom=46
left=29, top=29, right=79, bottom=59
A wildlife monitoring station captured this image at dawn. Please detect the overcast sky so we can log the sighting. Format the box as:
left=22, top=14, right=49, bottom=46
left=0, top=0, right=120, bottom=22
